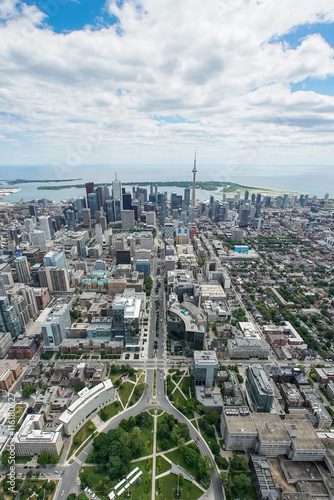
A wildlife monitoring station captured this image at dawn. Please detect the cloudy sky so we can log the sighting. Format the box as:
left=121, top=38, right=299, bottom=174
left=0, top=0, right=334, bottom=168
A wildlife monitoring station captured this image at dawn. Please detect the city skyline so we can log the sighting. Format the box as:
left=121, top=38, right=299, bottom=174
left=0, top=0, right=334, bottom=167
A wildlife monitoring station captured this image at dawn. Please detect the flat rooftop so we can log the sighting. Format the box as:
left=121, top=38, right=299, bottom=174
left=15, top=414, right=60, bottom=444
left=283, top=419, right=325, bottom=450
left=282, top=460, right=321, bottom=481
left=253, top=413, right=290, bottom=443
left=195, top=387, right=223, bottom=407
left=225, top=415, right=257, bottom=435
left=194, top=351, right=218, bottom=365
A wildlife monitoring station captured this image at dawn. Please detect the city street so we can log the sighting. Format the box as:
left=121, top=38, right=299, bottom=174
left=50, top=232, right=223, bottom=499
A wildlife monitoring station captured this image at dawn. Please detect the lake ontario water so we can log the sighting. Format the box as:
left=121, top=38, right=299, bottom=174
left=0, top=164, right=332, bottom=202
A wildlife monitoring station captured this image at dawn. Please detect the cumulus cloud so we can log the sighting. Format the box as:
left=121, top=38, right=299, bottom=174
left=0, top=0, right=333, bottom=166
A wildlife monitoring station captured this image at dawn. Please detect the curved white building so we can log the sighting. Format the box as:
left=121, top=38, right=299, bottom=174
left=59, top=379, right=114, bottom=435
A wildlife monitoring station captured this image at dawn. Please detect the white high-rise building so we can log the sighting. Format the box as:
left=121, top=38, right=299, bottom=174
left=25, top=219, right=34, bottom=233
left=146, top=212, right=156, bottom=227
left=95, top=224, right=103, bottom=246
left=104, top=228, right=113, bottom=246
left=30, top=230, right=47, bottom=252
left=112, top=175, right=122, bottom=202
left=40, top=301, right=71, bottom=350
left=38, top=216, right=52, bottom=241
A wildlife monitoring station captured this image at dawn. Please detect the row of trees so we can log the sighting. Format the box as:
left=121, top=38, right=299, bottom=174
left=144, top=276, right=153, bottom=296
left=38, top=451, right=60, bottom=465
left=109, top=363, right=136, bottom=377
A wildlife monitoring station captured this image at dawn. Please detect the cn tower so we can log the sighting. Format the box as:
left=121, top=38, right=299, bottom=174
left=191, top=151, right=197, bottom=207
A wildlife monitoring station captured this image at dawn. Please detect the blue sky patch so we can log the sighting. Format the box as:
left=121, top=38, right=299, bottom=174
left=24, top=0, right=119, bottom=33
left=271, top=22, right=334, bottom=49
left=290, top=76, right=334, bottom=96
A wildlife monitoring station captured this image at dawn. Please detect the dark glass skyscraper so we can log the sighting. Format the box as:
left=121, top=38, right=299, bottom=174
left=96, top=185, right=110, bottom=212
left=76, top=197, right=86, bottom=221
left=183, top=187, right=190, bottom=211
left=106, top=200, right=114, bottom=223
left=0, top=296, right=22, bottom=339
left=67, top=210, right=76, bottom=231
left=29, top=204, right=36, bottom=217
left=88, top=192, right=98, bottom=218
left=122, top=193, right=132, bottom=210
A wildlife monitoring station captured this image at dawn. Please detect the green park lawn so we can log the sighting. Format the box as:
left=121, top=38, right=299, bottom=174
left=180, top=376, right=194, bottom=398
left=118, top=382, right=134, bottom=406
left=98, top=401, right=122, bottom=421
left=148, top=408, right=163, bottom=415
left=129, top=387, right=143, bottom=406
left=68, top=420, right=96, bottom=458
left=75, top=431, right=98, bottom=457
left=125, top=458, right=152, bottom=500
left=140, top=415, right=154, bottom=455
left=200, top=430, right=219, bottom=453
left=80, top=459, right=152, bottom=500
left=156, top=474, right=203, bottom=500
left=165, top=445, right=200, bottom=478
left=79, top=467, right=107, bottom=497
left=15, top=456, right=30, bottom=464
left=172, top=388, right=188, bottom=407
left=156, top=455, right=171, bottom=475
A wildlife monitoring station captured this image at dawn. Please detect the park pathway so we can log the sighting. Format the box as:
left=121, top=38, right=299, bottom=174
left=170, top=368, right=189, bottom=402
left=151, top=415, right=158, bottom=500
